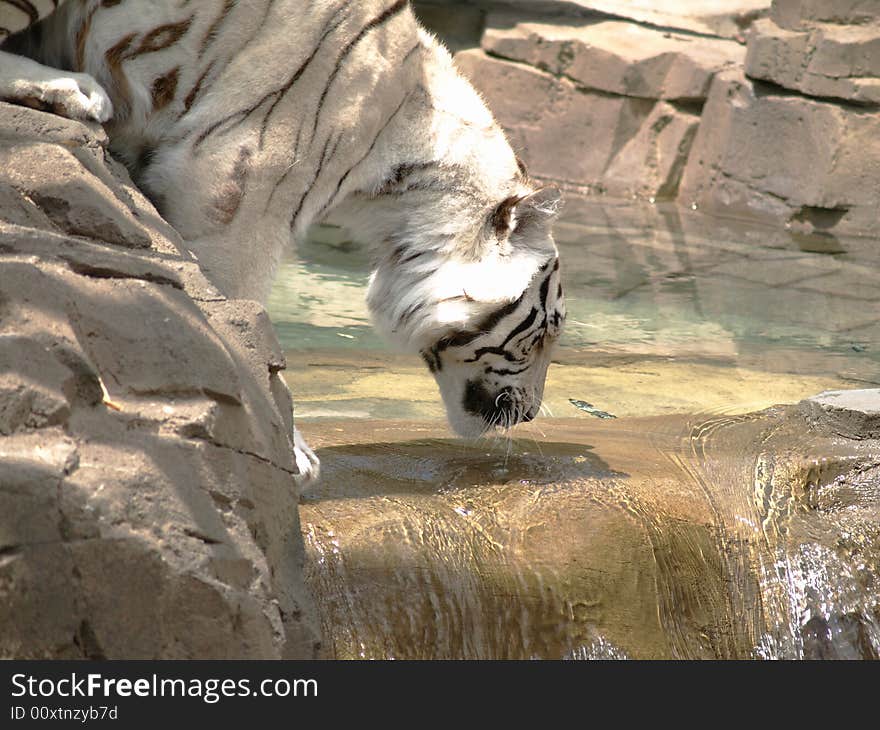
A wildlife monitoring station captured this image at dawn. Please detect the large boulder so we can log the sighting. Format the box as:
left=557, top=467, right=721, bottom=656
left=770, top=0, right=880, bottom=28
left=678, top=68, right=880, bottom=236
left=682, top=0, right=880, bottom=236
left=746, top=2, right=880, bottom=105
left=456, top=49, right=654, bottom=190
left=455, top=15, right=742, bottom=198
left=424, top=0, right=880, bottom=237
left=557, top=1, right=770, bottom=40
left=0, top=102, right=320, bottom=659
left=481, top=17, right=746, bottom=100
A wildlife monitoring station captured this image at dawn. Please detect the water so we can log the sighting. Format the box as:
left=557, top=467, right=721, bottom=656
left=269, top=196, right=879, bottom=422
left=268, top=195, right=880, bottom=659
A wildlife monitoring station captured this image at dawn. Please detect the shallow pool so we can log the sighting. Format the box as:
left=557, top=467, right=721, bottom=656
left=268, top=195, right=880, bottom=659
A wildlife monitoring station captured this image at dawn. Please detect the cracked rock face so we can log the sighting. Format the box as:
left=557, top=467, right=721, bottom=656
left=771, top=0, right=880, bottom=28
left=0, top=102, right=320, bottom=659
left=746, top=9, right=880, bottom=104
left=424, top=0, right=880, bottom=237
left=454, top=14, right=743, bottom=199
left=551, top=1, right=770, bottom=40
left=481, top=17, right=746, bottom=101
left=681, top=0, right=880, bottom=236
left=679, top=67, right=880, bottom=236
left=422, top=0, right=770, bottom=40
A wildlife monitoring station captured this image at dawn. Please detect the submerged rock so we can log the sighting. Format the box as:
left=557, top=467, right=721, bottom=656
left=0, top=102, right=320, bottom=659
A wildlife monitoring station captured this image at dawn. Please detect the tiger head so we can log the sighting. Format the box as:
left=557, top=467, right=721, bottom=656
left=366, top=187, right=565, bottom=438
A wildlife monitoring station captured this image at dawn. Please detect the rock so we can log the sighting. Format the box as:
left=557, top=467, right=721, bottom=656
left=746, top=17, right=880, bottom=104
left=300, top=406, right=880, bottom=659
left=457, top=43, right=702, bottom=198
left=771, top=0, right=880, bottom=29
left=601, top=101, right=699, bottom=198
left=0, top=141, right=152, bottom=248
left=0, top=102, right=320, bottom=659
left=460, top=0, right=770, bottom=40
left=802, top=389, right=880, bottom=440
left=482, top=16, right=745, bottom=100
left=456, top=49, right=656, bottom=190
left=678, top=69, right=880, bottom=236
left=0, top=103, right=183, bottom=251
left=577, top=0, right=770, bottom=40
left=453, top=15, right=744, bottom=198
left=428, top=1, right=880, bottom=234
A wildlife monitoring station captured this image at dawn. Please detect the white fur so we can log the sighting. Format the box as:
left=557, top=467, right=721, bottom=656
left=0, top=50, right=112, bottom=120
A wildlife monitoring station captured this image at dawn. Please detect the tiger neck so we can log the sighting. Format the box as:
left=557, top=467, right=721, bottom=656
left=325, top=43, right=524, bottom=263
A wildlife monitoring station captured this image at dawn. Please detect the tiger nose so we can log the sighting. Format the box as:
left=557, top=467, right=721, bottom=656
left=464, top=380, right=508, bottom=422
left=463, top=381, right=533, bottom=425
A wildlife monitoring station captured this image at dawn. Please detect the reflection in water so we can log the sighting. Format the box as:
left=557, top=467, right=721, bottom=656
left=268, top=196, right=880, bottom=659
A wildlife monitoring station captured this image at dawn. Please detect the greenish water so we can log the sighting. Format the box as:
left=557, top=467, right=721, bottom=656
left=268, top=195, right=879, bottom=422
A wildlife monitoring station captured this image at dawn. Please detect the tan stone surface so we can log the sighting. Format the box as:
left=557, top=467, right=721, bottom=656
left=601, top=101, right=699, bottom=198
left=416, top=1, right=880, bottom=235
left=581, top=0, right=770, bottom=39
left=679, top=69, right=880, bottom=236
left=483, top=17, right=745, bottom=100
left=0, top=102, right=319, bottom=659
left=456, top=49, right=701, bottom=197
left=771, top=0, right=880, bottom=29
left=456, top=49, right=655, bottom=188
left=455, top=15, right=743, bottom=199
left=474, top=0, right=770, bottom=39
left=746, top=17, right=880, bottom=104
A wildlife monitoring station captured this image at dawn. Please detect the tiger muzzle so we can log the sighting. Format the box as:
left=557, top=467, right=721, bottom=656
left=463, top=380, right=536, bottom=429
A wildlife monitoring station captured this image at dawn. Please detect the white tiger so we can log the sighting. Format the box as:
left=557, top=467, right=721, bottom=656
left=0, top=0, right=566, bottom=481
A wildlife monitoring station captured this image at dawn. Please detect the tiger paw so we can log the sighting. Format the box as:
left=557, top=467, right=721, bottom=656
left=21, top=73, right=113, bottom=122
left=0, top=53, right=113, bottom=122
left=293, top=426, right=321, bottom=486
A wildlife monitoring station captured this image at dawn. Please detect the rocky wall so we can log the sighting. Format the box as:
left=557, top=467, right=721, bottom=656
left=416, top=0, right=880, bottom=238
left=0, top=103, right=320, bottom=659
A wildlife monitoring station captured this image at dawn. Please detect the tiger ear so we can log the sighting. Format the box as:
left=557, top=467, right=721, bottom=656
left=491, top=187, right=561, bottom=239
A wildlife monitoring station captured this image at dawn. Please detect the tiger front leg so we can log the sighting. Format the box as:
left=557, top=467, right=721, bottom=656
left=0, top=51, right=113, bottom=122
left=293, top=425, right=321, bottom=487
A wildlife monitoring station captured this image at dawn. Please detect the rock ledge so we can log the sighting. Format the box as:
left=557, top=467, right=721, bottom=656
left=0, top=102, right=320, bottom=659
